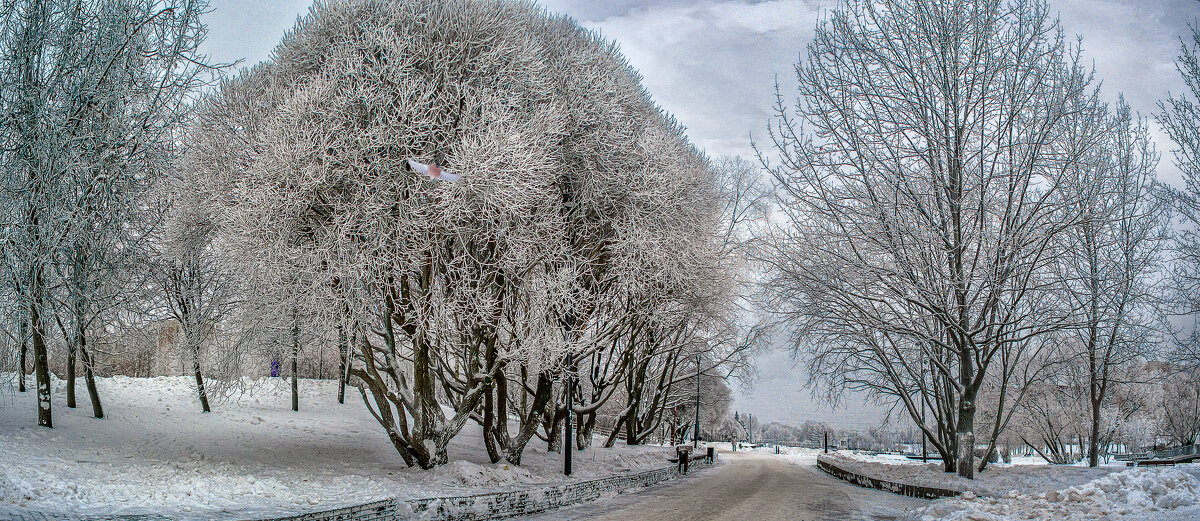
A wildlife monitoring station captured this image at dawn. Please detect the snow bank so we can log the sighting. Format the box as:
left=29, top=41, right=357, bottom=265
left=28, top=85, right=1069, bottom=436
left=902, top=467, right=1200, bottom=521
left=0, top=374, right=669, bottom=518
left=819, top=453, right=1116, bottom=497
left=432, top=460, right=541, bottom=487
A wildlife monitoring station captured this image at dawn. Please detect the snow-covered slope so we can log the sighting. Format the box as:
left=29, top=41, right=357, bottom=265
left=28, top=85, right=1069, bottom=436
left=0, top=375, right=668, bottom=519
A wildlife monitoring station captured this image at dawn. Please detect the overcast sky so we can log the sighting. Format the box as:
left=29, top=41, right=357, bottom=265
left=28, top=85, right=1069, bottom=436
left=199, top=0, right=1200, bottom=429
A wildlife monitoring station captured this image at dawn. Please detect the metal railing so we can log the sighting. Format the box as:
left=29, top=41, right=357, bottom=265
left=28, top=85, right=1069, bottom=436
left=1119, top=444, right=1200, bottom=462
left=1154, top=444, right=1200, bottom=459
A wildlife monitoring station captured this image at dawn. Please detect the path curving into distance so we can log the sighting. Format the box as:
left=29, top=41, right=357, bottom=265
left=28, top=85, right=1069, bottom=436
left=522, top=448, right=927, bottom=521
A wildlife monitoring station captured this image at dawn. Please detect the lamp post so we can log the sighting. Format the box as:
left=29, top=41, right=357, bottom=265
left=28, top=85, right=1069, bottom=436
left=564, top=353, right=573, bottom=476
left=921, top=398, right=928, bottom=463
left=694, top=353, right=701, bottom=448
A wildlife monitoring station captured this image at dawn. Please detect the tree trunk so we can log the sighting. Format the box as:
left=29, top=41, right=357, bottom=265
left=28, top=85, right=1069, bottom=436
left=625, top=408, right=639, bottom=445
left=74, top=299, right=103, bottom=418
left=18, top=317, right=27, bottom=393
left=1089, top=397, right=1101, bottom=467
left=956, top=386, right=977, bottom=479
left=337, top=323, right=346, bottom=405
left=603, top=412, right=626, bottom=448
left=31, top=292, right=51, bottom=428
left=193, top=342, right=210, bottom=413
left=66, top=339, right=77, bottom=409
left=79, top=344, right=103, bottom=418
left=578, top=411, right=595, bottom=450
left=291, top=307, right=300, bottom=412
left=504, top=373, right=553, bottom=466
left=483, top=375, right=502, bottom=463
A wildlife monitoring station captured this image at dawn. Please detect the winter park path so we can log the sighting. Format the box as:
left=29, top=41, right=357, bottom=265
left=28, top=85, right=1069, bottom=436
left=524, top=449, right=926, bottom=521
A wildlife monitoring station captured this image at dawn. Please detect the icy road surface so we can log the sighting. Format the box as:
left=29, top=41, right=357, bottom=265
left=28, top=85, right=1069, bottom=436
left=524, top=449, right=926, bottom=521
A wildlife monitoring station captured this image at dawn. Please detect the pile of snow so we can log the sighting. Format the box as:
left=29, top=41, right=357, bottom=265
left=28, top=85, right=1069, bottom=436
left=903, top=467, right=1200, bottom=521
left=819, top=453, right=1116, bottom=496
left=432, top=460, right=541, bottom=487
left=0, top=374, right=669, bottom=518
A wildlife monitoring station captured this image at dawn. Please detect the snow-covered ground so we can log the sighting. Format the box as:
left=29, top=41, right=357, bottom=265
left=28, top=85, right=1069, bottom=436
left=748, top=444, right=824, bottom=465
left=902, top=467, right=1200, bottom=521
left=806, top=449, right=1200, bottom=520
left=823, top=451, right=1119, bottom=496
left=0, top=375, right=669, bottom=519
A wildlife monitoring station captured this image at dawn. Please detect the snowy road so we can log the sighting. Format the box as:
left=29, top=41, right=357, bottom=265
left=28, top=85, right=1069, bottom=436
left=525, top=449, right=927, bottom=521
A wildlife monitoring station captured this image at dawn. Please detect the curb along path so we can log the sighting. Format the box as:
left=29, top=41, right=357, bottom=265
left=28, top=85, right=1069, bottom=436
left=816, top=455, right=960, bottom=500
left=1, top=459, right=717, bottom=521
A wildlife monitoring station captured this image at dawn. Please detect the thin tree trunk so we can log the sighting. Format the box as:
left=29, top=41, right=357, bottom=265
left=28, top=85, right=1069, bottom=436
left=66, top=340, right=77, bottom=409
left=483, top=374, right=501, bottom=463
left=72, top=300, right=103, bottom=418
left=193, top=342, right=210, bottom=413
left=18, top=317, right=27, bottom=393
left=79, top=343, right=103, bottom=418
left=337, top=323, right=346, bottom=404
left=603, top=413, right=626, bottom=448
left=1089, top=397, right=1102, bottom=467
left=291, top=306, right=299, bottom=412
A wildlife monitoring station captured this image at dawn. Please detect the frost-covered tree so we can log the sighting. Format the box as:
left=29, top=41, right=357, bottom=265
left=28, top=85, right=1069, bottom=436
left=1053, top=97, right=1169, bottom=467
left=1161, top=367, right=1200, bottom=446
left=151, top=178, right=241, bottom=413
left=0, top=0, right=215, bottom=425
left=186, top=0, right=731, bottom=468
left=761, top=0, right=1095, bottom=478
left=1160, top=23, right=1200, bottom=362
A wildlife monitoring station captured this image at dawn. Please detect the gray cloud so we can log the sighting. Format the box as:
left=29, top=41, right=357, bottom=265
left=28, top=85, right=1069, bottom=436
left=200, top=0, right=313, bottom=68
left=540, top=0, right=827, bottom=161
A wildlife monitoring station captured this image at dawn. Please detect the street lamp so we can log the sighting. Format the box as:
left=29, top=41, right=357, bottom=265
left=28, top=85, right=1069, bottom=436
left=564, top=353, right=573, bottom=476
left=694, top=353, right=701, bottom=448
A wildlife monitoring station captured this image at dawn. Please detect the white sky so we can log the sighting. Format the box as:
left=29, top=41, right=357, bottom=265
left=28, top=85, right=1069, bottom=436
left=198, top=0, right=1200, bottom=429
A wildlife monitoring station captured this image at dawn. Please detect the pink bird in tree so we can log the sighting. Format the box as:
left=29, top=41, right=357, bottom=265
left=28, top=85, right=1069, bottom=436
left=407, top=159, right=462, bottom=182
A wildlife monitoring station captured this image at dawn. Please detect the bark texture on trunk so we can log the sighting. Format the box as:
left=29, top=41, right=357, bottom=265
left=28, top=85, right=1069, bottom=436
left=80, top=344, right=103, bottom=418
left=194, top=346, right=210, bottom=413
left=31, top=296, right=52, bottom=428
left=337, top=324, right=346, bottom=405
left=18, top=318, right=27, bottom=393
left=66, top=341, right=77, bottom=409
left=291, top=307, right=300, bottom=413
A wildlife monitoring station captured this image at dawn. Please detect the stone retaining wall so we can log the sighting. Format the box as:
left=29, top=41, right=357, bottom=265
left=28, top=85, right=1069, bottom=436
left=264, top=457, right=715, bottom=521
left=816, top=455, right=959, bottom=500
left=2, top=458, right=715, bottom=521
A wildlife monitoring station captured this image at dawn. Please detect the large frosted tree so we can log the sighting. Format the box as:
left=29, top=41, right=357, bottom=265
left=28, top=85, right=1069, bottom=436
left=186, top=0, right=730, bottom=468
left=761, top=0, right=1094, bottom=478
